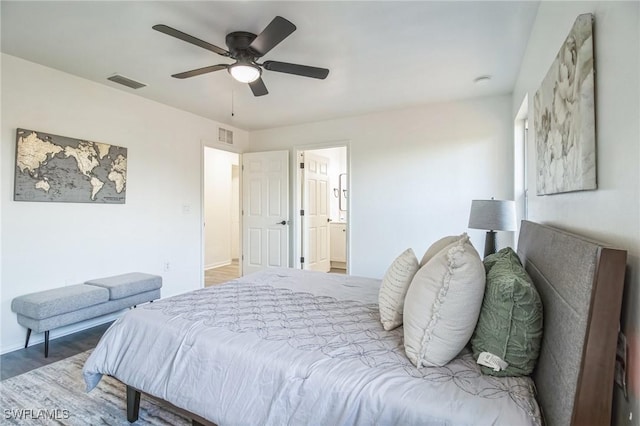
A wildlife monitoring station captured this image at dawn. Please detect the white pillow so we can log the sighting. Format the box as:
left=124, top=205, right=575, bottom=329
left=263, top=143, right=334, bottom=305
left=403, top=234, right=485, bottom=367
left=420, top=234, right=462, bottom=266
left=378, top=248, right=420, bottom=331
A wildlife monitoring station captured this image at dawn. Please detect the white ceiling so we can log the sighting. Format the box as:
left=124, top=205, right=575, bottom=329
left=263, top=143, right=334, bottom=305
left=1, top=1, right=540, bottom=131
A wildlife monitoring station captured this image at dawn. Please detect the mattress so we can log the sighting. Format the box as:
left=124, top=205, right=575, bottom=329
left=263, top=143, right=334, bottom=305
left=83, top=267, right=541, bottom=425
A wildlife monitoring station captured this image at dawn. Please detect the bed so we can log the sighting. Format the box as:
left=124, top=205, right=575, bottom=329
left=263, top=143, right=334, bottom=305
left=83, top=221, right=627, bottom=425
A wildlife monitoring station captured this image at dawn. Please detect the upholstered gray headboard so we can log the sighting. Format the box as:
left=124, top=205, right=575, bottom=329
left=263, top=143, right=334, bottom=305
left=517, top=221, right=626, bottom=426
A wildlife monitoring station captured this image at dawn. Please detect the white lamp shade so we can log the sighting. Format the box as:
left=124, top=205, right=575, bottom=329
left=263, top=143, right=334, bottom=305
left=468, top=199, right=517, bottom=231
left=229, top=64, right=261, bottom=83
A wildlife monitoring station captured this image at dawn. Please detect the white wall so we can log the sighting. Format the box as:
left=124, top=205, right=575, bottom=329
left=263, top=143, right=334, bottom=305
left=0, top=53, right=3, bottom=348
left=0, top=54, right=249, bottom=353
left=204, top=148, right=239, bottom=269
left=512, top=2, right=639, bottom=424
left=250, top=95, right=514, bottom=278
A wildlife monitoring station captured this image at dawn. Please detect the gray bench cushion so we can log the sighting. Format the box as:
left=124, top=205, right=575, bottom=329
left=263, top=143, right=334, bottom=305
left=11, top=284, right=109, bottom=320
left=15, top=288, right=161, bottom=333
left=85, top=272, right=162, bottom=300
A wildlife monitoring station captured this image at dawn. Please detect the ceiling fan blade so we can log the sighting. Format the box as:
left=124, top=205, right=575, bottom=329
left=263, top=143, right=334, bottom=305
left=249, top=16, right=296, bottom=57
left=262, top=61, right=329, bottom=79
left=172, top=64, right=229, bottom=79
left=153, top=24, right=229, bottom=57
left=249, top=77, right=269, bottom=96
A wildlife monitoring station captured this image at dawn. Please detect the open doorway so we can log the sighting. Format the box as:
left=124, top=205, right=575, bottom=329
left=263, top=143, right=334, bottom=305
left=296, top=145, right=348, bottom=274
left=203, top=147, right=241, bottom=286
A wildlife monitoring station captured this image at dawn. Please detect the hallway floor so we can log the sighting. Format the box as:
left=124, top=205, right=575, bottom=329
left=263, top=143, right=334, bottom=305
left=205, top=259, right=240, bottom=286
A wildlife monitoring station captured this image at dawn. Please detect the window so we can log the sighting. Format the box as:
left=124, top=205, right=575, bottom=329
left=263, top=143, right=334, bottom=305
left=514, top=96, right=529, bottom=245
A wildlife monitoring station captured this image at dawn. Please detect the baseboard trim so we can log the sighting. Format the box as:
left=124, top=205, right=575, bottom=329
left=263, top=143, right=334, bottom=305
left=1, top=311, right=122, bottom=355
left=204, top=260, right=232, bottom=270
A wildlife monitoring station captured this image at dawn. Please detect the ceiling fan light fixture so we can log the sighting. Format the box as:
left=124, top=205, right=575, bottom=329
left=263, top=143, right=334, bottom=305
left=229, top=63, right=261, bottom=83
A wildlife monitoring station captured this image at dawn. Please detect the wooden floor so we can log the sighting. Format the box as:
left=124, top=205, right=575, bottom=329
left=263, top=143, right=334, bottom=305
left=205, top=259, right=240, bottom=286
left=0, top=321, right=113, bottom=380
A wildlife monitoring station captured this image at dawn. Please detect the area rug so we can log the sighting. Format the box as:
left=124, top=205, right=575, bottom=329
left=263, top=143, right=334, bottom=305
left=0, top=350, right=189, bottom=425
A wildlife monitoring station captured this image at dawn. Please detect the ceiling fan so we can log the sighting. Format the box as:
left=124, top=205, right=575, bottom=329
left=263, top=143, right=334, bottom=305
left=153, top=16, right=329, bottom=97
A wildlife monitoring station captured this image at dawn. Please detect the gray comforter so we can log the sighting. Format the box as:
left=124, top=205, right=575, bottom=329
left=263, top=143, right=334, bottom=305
left=83, top=267, right=541, bottom=425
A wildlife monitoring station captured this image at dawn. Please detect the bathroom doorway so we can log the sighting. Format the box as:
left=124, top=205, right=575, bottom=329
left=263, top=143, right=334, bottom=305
left=296, top=145, right=348, bottom=274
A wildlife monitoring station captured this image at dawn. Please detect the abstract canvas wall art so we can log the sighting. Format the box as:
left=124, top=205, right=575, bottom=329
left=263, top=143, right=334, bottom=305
left=534, top=13, right=596, bottom=195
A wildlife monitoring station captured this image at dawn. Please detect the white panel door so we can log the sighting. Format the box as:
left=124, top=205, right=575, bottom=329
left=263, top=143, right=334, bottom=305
left=242, top=150, right=289, bottom=275
left=303, top=152, right=330, bottom=272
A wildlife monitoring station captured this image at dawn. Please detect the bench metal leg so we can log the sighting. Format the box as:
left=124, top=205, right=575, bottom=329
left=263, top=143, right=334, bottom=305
left=25, top=329, right=32, bottom=348
left=126, top=385, right=141, bottom=423
left=44, top=331, right=50, bottom=358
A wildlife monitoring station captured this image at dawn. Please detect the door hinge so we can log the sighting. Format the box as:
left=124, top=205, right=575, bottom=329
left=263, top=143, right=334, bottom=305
left=300, top=162, right=304, bottom=169
left=300, top=209, right=305, bottom=216
left=300, top=257, right=305, bottom=264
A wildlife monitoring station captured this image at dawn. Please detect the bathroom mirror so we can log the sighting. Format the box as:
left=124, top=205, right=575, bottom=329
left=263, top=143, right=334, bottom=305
left=339, top=173, right=347, bottom=211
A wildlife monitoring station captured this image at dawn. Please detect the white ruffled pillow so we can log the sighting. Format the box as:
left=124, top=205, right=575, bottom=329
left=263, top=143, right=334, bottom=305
left=378, top=248, right=420, bottom=330
left=419, top=234, right=462, bottom=266
left=403, top=234, right=485, bottom=367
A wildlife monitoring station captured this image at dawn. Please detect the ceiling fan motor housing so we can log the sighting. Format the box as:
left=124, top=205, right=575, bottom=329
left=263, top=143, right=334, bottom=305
left=225, top=31, right=260, bottom=58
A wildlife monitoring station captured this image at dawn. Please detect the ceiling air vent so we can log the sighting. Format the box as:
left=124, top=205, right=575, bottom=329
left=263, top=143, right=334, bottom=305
left=218, top=128, right=234, bottom=144
left=107, top=74, right=146, bottom=89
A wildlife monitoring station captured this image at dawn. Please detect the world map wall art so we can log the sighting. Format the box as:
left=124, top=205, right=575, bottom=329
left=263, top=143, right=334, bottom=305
left=534, top=13, right=596, bottom=195
left=14, top=128, right=127, bottom=203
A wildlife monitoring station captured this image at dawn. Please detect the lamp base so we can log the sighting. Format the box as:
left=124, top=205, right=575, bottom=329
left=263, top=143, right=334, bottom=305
left=484, top=231, right=497, bottom=258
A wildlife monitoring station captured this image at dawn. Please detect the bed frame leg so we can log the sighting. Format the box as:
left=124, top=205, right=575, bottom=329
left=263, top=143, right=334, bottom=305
left=126, top=385, right=141, bottom=423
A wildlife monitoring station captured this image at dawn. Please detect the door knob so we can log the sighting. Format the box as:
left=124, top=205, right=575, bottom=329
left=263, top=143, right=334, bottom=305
left=276, top=220, right=287, bottom=225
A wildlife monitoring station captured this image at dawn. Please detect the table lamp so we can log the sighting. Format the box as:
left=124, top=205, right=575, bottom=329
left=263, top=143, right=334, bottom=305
left=468, top=199, right=517, bottom=257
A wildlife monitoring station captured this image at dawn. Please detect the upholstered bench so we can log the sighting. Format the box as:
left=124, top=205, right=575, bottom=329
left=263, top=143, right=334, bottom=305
left=11, top=272, right=161, bottom=357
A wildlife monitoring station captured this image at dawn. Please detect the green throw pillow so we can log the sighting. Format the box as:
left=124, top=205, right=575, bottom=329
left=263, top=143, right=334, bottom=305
left=471, top=249, right=543, bottom=376
left=483, top=246, right=521, bottom=273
